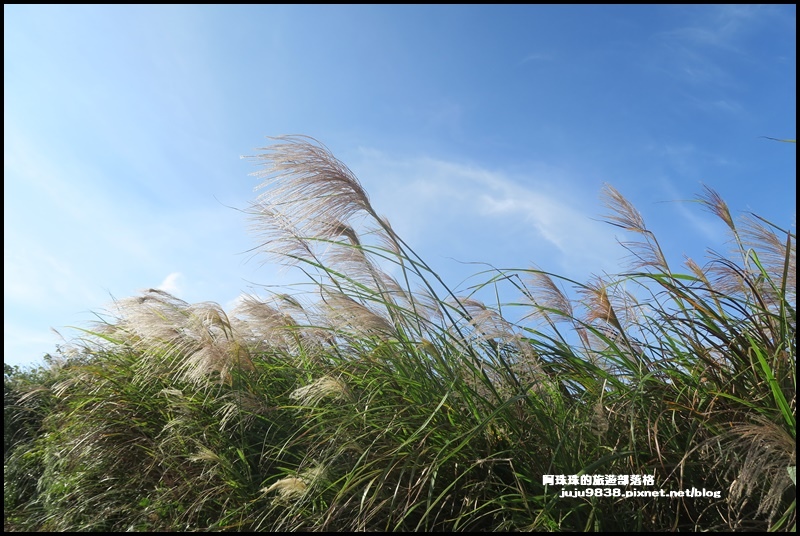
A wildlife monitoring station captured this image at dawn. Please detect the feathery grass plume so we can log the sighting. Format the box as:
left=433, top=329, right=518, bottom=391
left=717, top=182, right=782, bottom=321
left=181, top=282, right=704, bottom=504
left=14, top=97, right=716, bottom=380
left=696, top=185, right=756, bottom=297
left=252, top=135, right=374, bottom=223
left=695, top=184, right=794, bottom=305
left=412, top=284, right=446, bottom=325
left=740, top=214, right=796, bottom=304
left=579, top=277, right=652, bottom=376
left=214, top=389, right=269, bottom=431
left=721, top=418, right=797, bottom=527
left=324, top=235, right=392, bottom=294
left=230, top=294, right=306, bottom=355
left=262, top=477, right=307, bottom=500
left=373, top=273, right=434, bottom=334
left=366, top=215, right=436, bottom=313
left=684, top=256, right=728, bottom=315
left=494, top=333, right=551, bottom=401
left=246, top=136, right=386, bottom=263
left=246, top=205, right=319, bottom=269
left=589, top=397, right=610, bottom=438
left=101, top=289, right=190, bottom=351
left=320, top=292, right=397, bottom=342
left=112, top=288, right=191, bottom=344
left=600, top=183, right=668, bottom=271
left=372, top=216, right=403, bottom=258
left=266, top=291, right=339, bottom=355
left=261, top=466, right=327, bottom=500
left=367, top=215, right=448, bottom=332
left=698, top=183, right=736, bottom=232
left=579, top=277, right=626, bottom=338
left=326, top=220, right=362, bottom=247
left=463, top=297, right=518, bottom=347
left=289, top=375, right=349, bottom=407
left=703, top=254, right=755, bottom=306
left=522, top=269, right=574, bottom=323
left=246, top=137, right=447, bottom=343
left=178, top=301, right=254, bottom=385
left=312, top=223, right=439, bottom=343
left=248, top=136, right=484, bottom=370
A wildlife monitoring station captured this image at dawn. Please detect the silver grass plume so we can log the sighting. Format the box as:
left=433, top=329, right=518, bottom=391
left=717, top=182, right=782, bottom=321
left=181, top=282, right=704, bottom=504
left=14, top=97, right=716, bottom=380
left=231, top=293, right=332, bottom=362
left=289, top=375, right=349, bottom=407
left=169, top=301, right=253, bottom=386
left=247, top=135, right=397, bottom=266
left=320, top=291, right=397, bottom=342
left=694, top=184, right=794, bottom=304
left=104, top=289, right=253, bottom=386
left=462, top=298, right=518, bottom=348
left=600, top=183, right=668, bottom=272
left=721, top=418, right=796, bottom=522
left=577, top=277, right=644, bottom=368
left=740, top=214, right=796, bottom=306
left=522, top=269, right=574, bottom=324
left=231, top=294, right=301, bottom=353
left=262, top=465, right=329, bottom=502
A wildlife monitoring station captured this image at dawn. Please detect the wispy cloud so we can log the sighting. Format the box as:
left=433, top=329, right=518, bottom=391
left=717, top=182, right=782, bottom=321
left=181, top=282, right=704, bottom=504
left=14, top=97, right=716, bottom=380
left=651, top=142, right=737, bottom=177
left=646, top=5, right=782, bottom=108
left=707, top=98, right=744, bottom=115
left=520, top=52, right=554, bottom=64
left=353, top=150, right=621, bottom=281
left=656, top=177, right=728, bottom=245
left=662, top=5, right=774, bottom=52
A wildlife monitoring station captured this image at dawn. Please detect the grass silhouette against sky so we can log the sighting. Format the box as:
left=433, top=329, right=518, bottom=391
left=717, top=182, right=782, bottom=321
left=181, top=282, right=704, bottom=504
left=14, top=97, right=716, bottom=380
left=4, top=4, right=796, bottom=368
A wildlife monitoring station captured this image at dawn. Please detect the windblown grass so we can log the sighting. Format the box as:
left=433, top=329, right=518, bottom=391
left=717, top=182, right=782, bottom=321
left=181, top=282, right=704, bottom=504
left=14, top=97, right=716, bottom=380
left=4, top=136, right=795, bottom=531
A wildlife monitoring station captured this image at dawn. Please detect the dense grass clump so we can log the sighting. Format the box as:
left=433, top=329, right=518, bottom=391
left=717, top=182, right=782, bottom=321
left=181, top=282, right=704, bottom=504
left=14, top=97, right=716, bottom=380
left=4, top=136, right=795, bottom=531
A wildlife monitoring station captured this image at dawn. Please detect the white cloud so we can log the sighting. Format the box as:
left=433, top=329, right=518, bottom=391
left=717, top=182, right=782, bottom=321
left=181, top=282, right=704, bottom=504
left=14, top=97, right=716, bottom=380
left=224, top=292, right=250, bottom=314
left=157, top=272, right=184, bottom=295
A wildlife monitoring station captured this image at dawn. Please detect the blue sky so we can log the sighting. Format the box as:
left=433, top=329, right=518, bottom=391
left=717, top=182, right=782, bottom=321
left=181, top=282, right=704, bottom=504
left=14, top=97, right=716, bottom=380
left=4, top=5, right=796, bottom=368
